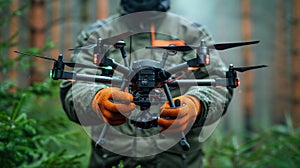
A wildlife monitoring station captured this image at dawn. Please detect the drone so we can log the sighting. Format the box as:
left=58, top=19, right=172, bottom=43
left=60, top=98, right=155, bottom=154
left=15, top=32, right=267, bottom=151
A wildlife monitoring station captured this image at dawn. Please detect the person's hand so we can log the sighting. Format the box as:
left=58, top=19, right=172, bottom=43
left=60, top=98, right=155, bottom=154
left=158, top=95, right=201, bottom=133
left=92, top=87, right=136, bottom=125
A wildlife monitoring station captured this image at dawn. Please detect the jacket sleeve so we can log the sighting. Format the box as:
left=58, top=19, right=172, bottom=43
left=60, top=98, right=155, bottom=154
left=181, top=24, right=233, bottom=127
left=185, top=51, right=233, bottom=127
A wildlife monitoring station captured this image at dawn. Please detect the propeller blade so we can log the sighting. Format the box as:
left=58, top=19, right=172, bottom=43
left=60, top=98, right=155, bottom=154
left=64, top=62, right=101, bottom=69
left=102, top=32, right=132, bottom=45
left=14, top=51, right=56, bottom=61
left=146, top=40, right=259, bottom=51
left=145, top=45, right=194, bottom=51
left=68, top=32, right=132, bottom=51
left=210, top=40, right=260, bottom=50
left=234, top=65, right=268, bottom=72
left=68, top=44, right=97, bottom=51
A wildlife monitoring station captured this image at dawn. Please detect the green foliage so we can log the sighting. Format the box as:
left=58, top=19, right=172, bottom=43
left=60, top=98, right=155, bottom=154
left=0, top=1, right=89, bottom=167
left=0, top=78, right=88, bottom=168
left=112, top=160, right=142, bottom=168
left=0, top=94, right=35, bottom=167
left=2, top=1, right=299, bottom=168
left=26, top=150, right=85, bottom=168
left=112, top=160, right=125, bottom=168
left=203, top=117, right=300, bottom=168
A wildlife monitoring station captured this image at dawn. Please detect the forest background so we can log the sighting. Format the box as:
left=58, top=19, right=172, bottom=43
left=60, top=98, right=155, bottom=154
left=1, top=0, right=299, bottom=167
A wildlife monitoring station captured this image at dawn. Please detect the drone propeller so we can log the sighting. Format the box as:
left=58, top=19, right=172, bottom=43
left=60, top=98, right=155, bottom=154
left=68, top=44, right=96, bottom=51
left=211, top=40, right=259, bottom=50
left=63, top=62, right=101, bottom=69
left=14, top=51, right=100, bottom=69
left=68, top=32, right=132, bottom=51
left=146, top=40, right=260, bottom=52
left=101, top=32, right=132, bottom=45
left=146, top=45, right=193, bottom=52
left=15, top=51, right=57, bottom=61
left=231, top=64, right=268, bottom=72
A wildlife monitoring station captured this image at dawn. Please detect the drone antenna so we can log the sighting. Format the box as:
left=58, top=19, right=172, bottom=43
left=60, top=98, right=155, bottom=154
left=160, top=44, right=177, bottom=68
left=160, top=51, right=169, bottom=68
left=114, top=40, right=129, bottom=67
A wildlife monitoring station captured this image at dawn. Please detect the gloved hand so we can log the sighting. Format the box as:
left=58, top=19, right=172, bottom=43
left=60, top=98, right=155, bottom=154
left=158, top=95, right=201, bottom=134
left=92, top=87, right=136, bottom=125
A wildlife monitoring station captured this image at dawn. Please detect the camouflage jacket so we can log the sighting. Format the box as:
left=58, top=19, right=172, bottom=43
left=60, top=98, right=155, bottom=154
left=60, top=12, right=232, bottom=168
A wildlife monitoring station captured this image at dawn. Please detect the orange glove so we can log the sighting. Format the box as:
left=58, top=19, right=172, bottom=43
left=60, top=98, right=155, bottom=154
left=158, top=95, right=201, bottom=134
left=92, top=87, right=136, bottom=125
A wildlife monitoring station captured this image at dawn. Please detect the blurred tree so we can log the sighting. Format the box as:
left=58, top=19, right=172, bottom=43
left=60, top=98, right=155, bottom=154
left=97, top=0, right=108, bottom=20
left=292, top=0, right=300, bottom=126
left=0, top=1, right=87, bottom=167
left=29, top=0, right=47, bottom=82
left=241, top=0, right=254, bottom=132
left=273, top=0, right=290, bottom=124
left=8, top=0, right=19, bottom=84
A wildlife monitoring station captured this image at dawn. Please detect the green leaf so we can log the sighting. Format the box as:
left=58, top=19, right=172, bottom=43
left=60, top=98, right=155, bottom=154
left=43, top=41, right=56, bottom=51
left=11, top=94, right=27, bottom=122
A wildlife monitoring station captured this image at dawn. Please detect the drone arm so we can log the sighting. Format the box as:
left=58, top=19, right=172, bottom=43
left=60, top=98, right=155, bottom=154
left=51, top=67, right=123, bottom=85
left=51, top=67, right=74, bottom=80
left=165, top=57, right=207, bottom=75
left=165, top=62, right=189, bottom=74
left=162, top=84, right=190, bottom=151
left=168, top=78, right=238, bottom=88
left=114, top=62, right=131, bottom=75
left=75, top=74, right=122, bottom=84
left=169, top=79, right=215, bottom=87
left=100, top=56, right=131, bottom=75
